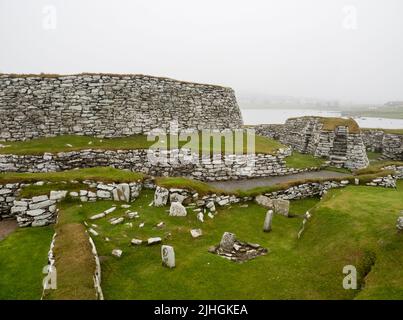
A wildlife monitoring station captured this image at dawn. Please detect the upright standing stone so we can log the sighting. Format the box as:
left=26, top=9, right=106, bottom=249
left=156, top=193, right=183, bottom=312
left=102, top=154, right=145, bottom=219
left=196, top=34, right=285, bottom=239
left=397, top=216, right=403, bottom=232
left=113, top=183, right=131, bottom=202
left=273, top=199, right=290, bottom=217
left=263, top=210, right=274, bottom=232
left=161, top=245, right=175, bottom=268
left=220, top=232, right=236, bottom=252
left=154, top=187, right=169, bottom=207
left=169, top=202, right=187, bottom=216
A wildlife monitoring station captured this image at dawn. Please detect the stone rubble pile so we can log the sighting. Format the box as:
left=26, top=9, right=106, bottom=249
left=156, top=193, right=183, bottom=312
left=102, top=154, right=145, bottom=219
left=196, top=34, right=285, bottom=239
left=209, top=232, right=268, bottom=262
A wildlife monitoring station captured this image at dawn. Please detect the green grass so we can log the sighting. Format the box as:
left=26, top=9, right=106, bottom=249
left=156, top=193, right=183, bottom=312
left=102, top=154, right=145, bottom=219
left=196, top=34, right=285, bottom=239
left=0, top=167, right=144, bottom=184
left=285, top=152, right=326, bottom=169
left=2, top=180, right=403, bottom=299
left=0, top=226, right=54, bottom=300
left=19, top=182, right=92, bottom=198
left=366, top=151, right=383, bottom=161
left=288, top=116, right=360, bottom=133
left=51, top=181, right=403, bottom=300
left=0, top=133, right=284, bottom=156
left=44, top=201, right=97, bottom=300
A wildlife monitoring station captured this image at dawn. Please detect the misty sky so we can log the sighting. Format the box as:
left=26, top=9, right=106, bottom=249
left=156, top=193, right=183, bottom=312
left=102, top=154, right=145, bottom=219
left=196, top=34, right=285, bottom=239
left=0, top=0, right=402, bottom=103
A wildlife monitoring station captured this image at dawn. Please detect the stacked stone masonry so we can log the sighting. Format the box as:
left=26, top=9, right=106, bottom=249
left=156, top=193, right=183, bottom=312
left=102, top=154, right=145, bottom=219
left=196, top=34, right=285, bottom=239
left=0, top=147, right=314, bottom=182
left=362, top=130, right=403, bottom=160
left=256, top=117, right=369, bottom=169
left=0, top=74, right=243, bottom=141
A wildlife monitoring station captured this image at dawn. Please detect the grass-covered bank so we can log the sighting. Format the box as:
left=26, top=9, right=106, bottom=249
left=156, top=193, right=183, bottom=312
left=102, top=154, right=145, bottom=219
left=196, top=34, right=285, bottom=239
left=0, top=167, right=144, bottom=184
left=0, top=133, right=284, bottom=156
left=0, top=226, right=54, bottom=300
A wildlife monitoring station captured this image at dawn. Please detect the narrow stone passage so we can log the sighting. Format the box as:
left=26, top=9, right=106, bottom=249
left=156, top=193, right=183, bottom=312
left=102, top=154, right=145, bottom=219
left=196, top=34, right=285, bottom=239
left=208, top=170, right=351, bottom=192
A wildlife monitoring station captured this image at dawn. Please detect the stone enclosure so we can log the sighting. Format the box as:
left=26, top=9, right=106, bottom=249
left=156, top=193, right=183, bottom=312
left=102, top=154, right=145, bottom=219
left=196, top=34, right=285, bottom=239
left=0, top=73, right=242, bottom=141
left=256, top=117, right=369, bottom=169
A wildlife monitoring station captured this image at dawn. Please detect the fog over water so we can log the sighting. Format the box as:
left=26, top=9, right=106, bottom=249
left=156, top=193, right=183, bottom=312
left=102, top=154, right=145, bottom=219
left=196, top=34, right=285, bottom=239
left=1, top=0, right=403, bottom=104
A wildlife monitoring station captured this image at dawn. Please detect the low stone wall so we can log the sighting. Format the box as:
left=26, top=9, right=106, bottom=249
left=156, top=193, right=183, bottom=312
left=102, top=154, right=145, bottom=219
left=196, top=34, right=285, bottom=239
left=254, top=117, right=369, bottom=170
left=259, top=174, right=398, bottom=201
left=0, top=148, right=309, bottom=182
left=1, top=180, right=142, bottom=225
left=362, top=130, right=403, bottom=160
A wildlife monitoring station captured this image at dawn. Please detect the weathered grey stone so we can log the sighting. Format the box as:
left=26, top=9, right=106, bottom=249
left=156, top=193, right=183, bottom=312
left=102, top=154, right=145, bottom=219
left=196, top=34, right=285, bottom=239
left=190, top=229, right=203, bottom=238
left=169, top=202, right=187, bottom=217
left=220, top=232, right=236, bottom=251
left=112, top=183, right=130, bottom=202
left=161, top=245, right=175, bottom=268
left=273, top=199, right=290, bottom=216
left=112, top=249, right=122, bottom=257
left=263, top=210, right=274, bottom=232
left=26, top=209, right=46, bottom=217
left=397, top=216, right=403, bottom=232
left=50, top=190, right=67, bottom=201
left=255, top=195, right=274, bottom=208
left=131, top=238, right=142, bottom=245
left=154, top=187, right=169, bottom=207
left=29, top=200, right=55, bottom=210
left=147, top=237, right=162, bottom=245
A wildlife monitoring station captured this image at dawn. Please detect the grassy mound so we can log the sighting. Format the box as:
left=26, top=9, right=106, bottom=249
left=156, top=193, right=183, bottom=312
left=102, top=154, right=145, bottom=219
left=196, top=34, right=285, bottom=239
left=0, top=133, right=284, bottom=156
left=0, top=167, right=144, bottom=184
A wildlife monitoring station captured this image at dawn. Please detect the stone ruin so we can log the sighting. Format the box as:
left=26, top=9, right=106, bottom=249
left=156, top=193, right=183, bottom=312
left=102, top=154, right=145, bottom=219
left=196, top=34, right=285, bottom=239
left=256, top=116, right=369, bottom=169
left=209, top=232, right=268, bottom=262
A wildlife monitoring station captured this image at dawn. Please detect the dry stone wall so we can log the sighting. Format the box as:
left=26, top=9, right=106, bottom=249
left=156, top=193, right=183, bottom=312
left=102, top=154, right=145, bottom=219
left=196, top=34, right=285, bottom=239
left=255, top=117, right=369, bottom=169
left=0, top=74, right=243, bottom=141
left=0, top=147, right=308, bottom=182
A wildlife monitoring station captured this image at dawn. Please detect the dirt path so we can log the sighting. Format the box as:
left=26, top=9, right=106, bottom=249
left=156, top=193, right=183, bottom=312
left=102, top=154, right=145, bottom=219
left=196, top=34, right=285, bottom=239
left=208, top=170, right=351, bottom=192
left=0, top=219, right=18, bottom=241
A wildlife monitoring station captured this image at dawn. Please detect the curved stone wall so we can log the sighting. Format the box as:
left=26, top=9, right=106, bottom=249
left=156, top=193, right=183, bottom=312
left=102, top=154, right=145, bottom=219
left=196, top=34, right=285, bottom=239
left=0, top=74, right=243, bottom=141
left=0, top=148, right=312, bottom=182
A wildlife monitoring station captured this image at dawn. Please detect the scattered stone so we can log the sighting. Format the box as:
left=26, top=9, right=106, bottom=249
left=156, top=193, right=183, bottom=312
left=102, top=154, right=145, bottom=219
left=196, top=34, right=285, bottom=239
left=263, top=210, right=274, bottom=232
left=131, top=238, right=143, bottom=245
left=397, top=216, right=403, bottom=232
left=112, top=249, right=122, bottom=257
left=208, top=212, right=214, bottom=219
left=147, top=237, right=162, bottom=245
left=110, top=217, right=124, bottom=225
left=190, top=229, right=203, bottom=238
left=197, top=212, right=204, bottom=223
left=156, top=221, right=165, bottom=228
left=169, top=202, right=187, bottom=217
left=121, top=204, right=131, bottom=209
left=90, top=212, right=105, bottom=220
left=139, top=222, right=145, bottom=228
left=255, top=195, right=273, bottom=208
left=127, top=211, right=139, bottom=219
left=88, top=228, right=99, bottom=236
left=161, top=245, right=175, bottom=268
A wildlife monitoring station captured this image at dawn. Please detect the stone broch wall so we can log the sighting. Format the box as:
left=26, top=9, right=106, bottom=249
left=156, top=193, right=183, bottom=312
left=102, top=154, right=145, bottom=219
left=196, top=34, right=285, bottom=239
left=0, top=74, right=243, bottom=141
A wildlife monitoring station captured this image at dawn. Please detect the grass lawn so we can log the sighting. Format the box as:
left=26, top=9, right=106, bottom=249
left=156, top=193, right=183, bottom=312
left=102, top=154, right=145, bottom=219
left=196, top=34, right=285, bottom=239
left=284, top=151, right=326, bottom=169
left=48, top=181, right=403, bottom=300
left=0, top=167, right=144, bottom=184
left=44, top=201, right=97, bottom=300
left=0, top=133, right=284, bottom=156
left=0, top=226, right=54, bottom=300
